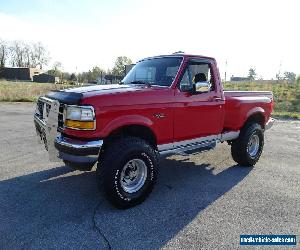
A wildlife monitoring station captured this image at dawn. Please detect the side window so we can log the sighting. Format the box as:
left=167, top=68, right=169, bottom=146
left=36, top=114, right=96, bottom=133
left=179, top=70, right=190, bottom=87
left=179, top=61, right=215, bottom=92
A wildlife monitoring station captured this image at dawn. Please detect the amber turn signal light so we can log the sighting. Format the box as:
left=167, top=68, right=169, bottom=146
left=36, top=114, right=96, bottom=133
left=65, top=119, right=95, bottom=130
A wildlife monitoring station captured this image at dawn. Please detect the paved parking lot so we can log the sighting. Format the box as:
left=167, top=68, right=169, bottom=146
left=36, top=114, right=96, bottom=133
left=0, top=102, right=299, bottom=249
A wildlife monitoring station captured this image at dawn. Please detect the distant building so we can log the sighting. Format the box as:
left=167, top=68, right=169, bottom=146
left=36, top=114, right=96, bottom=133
left=230, top=76, right=250, bottom=82
left=125, top=64, right=135, bottom=75
left=0, top=67, right=42, bottom=81
left=33, top=73, right=59, bottom=83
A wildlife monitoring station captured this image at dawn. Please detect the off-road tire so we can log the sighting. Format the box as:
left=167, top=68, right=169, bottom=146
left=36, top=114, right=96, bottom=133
left=231, top=123, right=264, bottom=166
left=97, top=136, right=158, bottom=209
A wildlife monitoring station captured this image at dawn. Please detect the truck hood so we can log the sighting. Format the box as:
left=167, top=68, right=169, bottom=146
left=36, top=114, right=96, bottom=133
left=63, top=84, right=135, bottom=94
left=46, top=84, right=156, bottom=105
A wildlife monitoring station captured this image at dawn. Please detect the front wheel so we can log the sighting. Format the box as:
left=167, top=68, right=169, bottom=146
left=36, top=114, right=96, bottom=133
left=97, top=137, right=158, bottom=209
left=231, top=123, right=264, bottom=166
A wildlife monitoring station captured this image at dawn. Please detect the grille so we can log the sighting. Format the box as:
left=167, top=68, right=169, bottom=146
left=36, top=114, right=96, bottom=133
left=45, top=103, right=51, bottom=116
left=58, top=103, right=65, bottom=130
left=36, top=98, right=65, bottom=132
left=36, top=99, right=44, bottom=118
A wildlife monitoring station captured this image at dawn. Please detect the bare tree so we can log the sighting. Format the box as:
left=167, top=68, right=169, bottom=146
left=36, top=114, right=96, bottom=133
left=23, top=43, right=32, bottom=68
left=31, top=42, right=50, bottom=69
left=0, top=39, right=9, bottom=68
left=9, top=40, right=26, bottom=67
left=0, top=39, right=51, bottom=69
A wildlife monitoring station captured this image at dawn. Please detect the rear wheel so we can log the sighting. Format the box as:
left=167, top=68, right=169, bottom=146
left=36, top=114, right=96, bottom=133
left=97, top=137, right=158, bottom=209
left=231, top=123, right=264, bottom=166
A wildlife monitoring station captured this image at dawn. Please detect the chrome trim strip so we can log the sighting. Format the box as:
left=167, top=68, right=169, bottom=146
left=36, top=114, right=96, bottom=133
left=40, top=96, right=55, bottom=105
left=55, top=135, right=103, bottom=150
left=34, top=115, right=46, bottom=127
left=265, top=117, right=275, bottom=130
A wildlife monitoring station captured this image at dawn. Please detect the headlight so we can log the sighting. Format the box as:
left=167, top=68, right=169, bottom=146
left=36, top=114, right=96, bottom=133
left=65, top=106, right=95, bottom=130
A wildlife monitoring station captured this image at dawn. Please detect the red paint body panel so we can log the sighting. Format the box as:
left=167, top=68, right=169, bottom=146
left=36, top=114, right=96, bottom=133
left=67, top=86, right=175, bottom=145
left=62, top=54, right=274, bottom=144
left=223, top=91, right=273, bottom=131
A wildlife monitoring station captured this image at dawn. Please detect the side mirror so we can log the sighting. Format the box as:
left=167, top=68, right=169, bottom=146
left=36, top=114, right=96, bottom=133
left=180, top=84, right=195, bottom=93
left=195, top=82, right=210, bottom=92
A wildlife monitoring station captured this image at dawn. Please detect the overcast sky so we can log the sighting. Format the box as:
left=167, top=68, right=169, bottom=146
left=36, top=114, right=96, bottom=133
left=0, top=0, right=299, bottom=79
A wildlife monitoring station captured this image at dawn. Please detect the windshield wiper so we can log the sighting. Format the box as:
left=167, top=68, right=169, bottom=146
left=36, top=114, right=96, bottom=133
left=129, top=81, right=152, bottom=87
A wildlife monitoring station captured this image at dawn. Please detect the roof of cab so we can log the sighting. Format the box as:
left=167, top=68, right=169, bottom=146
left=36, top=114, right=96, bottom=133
left=140, top=53, right=216, bottom=62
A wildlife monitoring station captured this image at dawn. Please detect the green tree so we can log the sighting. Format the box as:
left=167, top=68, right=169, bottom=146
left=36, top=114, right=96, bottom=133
left=276, top=72, right=283, bottom=80
left=112, top=56, right=132, bottom=76
left=70, top=73, right=77, bottom=81
left=77, top=66, right=106, bottom=83
left=283, top=71, right=296, bottom=82
left=47, top=61, right=63, bottom=77
left=248, top=68, right=257, bottom=81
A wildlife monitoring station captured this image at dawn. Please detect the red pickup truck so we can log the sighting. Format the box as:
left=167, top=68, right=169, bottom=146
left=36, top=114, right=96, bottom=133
left=34, top=53, right=274, bottom=208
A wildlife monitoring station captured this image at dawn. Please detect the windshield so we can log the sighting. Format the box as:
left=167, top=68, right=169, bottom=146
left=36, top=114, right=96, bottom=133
left=122, top=57, right=183, bottom=87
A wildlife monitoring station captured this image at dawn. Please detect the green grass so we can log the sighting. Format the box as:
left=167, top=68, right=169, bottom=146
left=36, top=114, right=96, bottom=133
left=223, top=81, right=300, bottom=120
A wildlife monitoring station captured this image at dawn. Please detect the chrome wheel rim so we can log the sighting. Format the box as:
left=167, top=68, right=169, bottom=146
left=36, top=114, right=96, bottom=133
left=248, top=134, right=260, bottom=157
left=120, top=158, right=147, bottom=193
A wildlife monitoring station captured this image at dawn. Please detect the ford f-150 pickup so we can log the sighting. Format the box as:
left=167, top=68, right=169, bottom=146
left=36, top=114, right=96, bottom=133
left=34, top=53, right=274, bottom=208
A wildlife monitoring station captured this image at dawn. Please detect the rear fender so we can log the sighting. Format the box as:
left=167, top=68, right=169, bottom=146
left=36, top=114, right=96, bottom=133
left=244, top=107, right=266, bottom=127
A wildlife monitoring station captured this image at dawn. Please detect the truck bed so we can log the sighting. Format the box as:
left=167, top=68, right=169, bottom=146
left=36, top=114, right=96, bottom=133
left=223, top=90, right=273, bottom=131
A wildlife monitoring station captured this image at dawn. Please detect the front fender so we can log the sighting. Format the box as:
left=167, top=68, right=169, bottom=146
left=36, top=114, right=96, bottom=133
left=100, top=115, right=154, bottom=137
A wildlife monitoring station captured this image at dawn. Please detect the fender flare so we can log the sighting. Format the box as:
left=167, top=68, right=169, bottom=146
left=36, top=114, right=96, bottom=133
left=100, top=115, right=154, bottom=137
left=244, top=107, right=266, bottom=126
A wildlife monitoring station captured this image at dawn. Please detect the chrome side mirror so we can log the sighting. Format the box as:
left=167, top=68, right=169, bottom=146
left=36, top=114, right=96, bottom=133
left=195, top=81, right=210, bottom=92
left=180, top=84, right=194, bottom=93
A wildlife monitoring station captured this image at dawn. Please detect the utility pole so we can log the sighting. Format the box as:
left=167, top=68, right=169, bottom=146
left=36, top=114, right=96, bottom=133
left=224, top=59, right=228, bottom=83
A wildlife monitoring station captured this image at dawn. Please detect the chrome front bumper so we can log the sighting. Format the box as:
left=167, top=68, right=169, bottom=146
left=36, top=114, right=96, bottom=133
left=54, top=135, right=103, bottom=168
left=265, top=117, right=275, bottom=130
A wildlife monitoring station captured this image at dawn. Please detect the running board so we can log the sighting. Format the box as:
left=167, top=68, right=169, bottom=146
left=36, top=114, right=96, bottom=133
left=160, top=140, right=217, bottom=156
left=176, top=141, right=216, bottom=156
left=158, top=131, right=239, bottom=156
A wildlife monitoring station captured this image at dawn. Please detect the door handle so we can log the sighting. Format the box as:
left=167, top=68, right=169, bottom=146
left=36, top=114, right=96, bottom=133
left=211, top=96, right=222, bottom=101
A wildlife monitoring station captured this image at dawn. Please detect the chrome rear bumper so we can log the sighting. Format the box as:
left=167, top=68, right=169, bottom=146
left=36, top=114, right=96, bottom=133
left=265, top=117, right=275, bottom=130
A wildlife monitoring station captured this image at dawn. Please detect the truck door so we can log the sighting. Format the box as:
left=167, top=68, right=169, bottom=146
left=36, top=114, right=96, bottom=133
left=173, top=59, right=225, bottom=142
